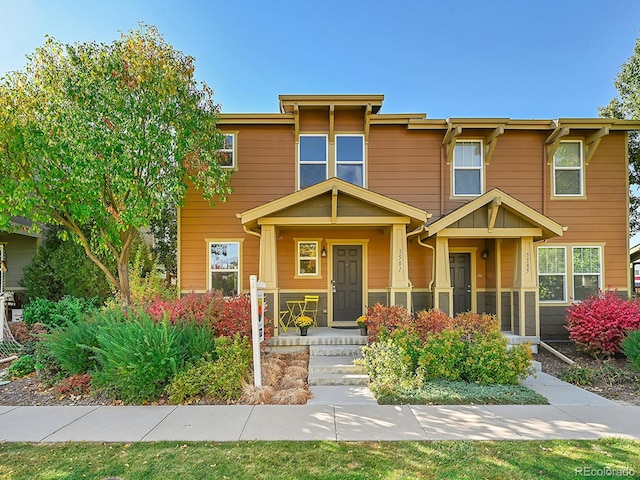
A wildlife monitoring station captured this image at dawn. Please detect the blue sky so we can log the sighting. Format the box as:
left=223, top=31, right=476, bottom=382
left=1, top=0, right=639, bottom=119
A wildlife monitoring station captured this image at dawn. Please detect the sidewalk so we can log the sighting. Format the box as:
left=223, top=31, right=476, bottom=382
left=0, top=373, right=638, bottom=443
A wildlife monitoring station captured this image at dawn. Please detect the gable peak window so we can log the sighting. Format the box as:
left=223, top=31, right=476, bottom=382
left=553, top=140, right=583, bottom=196
left=453, top=140, right=483, bottom=196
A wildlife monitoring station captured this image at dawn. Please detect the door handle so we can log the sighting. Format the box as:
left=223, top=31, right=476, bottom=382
left=331, top=279, right=336, bottom=293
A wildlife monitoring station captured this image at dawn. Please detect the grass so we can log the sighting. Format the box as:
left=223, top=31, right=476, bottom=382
left=375, top=380, right=549, bottom=405
left=0, top=439, right=638, bottom=479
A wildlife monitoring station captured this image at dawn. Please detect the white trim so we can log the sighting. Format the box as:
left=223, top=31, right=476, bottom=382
left=571, top=245, right=602, bottom=301
left=537, top=245, right=567, bottom=303
left=298, top=134, right=328, bottom=190
left=452, top=139, right=484, bottom=197
left=552, top=140, right=584, bottom=197
left=218, top=132, right=237, bottom=169
left=207, top=240, right=242, bottom=295
left=295, top=239, right=321, bottom=277
left=335, top=134, right=366, bottom=188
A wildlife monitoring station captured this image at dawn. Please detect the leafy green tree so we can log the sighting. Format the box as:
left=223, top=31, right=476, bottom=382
left=599, top=35, right=640, bottom=235
left=0, top=25, right=232, bottom=304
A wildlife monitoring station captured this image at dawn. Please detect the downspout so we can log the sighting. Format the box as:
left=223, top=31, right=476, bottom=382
left=418, top=234, right=436, bottom=292
left=242, top=225, right=262, bottom=239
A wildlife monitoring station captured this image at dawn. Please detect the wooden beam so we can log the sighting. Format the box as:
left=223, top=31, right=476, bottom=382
left=329, top=104, right=335, bottom=145
left=487, top=196, right=502, bottom=232
left=364, top=103, right=372, bottom=143
left=584, top=126, right=609, bottom=164
left=293, top=104, right=300, bottom=143
left=546, top=126, right=570, bottom=164
left=442, top=124, right=463, bottom=164
left=484, top=126, right=504, bottom=165
left=438, top=227, right=543, bottom=238
left=331, top=186, right=338, bottom=223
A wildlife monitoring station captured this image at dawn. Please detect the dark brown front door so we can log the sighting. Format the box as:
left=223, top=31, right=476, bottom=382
left=333, top=245, right=363, bottom=323
left=450, top=253, right=471, bottom=315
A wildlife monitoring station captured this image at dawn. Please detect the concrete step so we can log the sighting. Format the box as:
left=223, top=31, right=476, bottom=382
left=309, top=345, right=363, bottom=357
left=308, top=356, right=366, bottom=375
left=308, top=373, right=370, bottom=386
left=307, top=386, right=378, bottom=405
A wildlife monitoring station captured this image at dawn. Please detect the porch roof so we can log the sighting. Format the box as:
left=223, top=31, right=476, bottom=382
left=238, top=177, right=430, bottom=232
left=423, top=188, right=566, bottom=240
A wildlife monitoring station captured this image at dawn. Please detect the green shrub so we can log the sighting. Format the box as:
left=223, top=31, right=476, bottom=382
left=34, top=340, right=64, bottom=387
left=416, top=329, right=467, bottom=382
left=91, top=311, right=182, bottom=404
left=561, top=364, right=596, bottom=386
left=359, top=337, right=416, bottom=393
left=622, top=329, right=640, bottom=371
left=167, top=336, right=252, bottom=404
left=463, top=330, right=532, bottom=385
left=39, top=315, right=108, bottom=376
left=22, top=296, right=99, bottom=329
left=7, top=355, right=36, bottom=378
left=176, top=321, right=217, bottom=364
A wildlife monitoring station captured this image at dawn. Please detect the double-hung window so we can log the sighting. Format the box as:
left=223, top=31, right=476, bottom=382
left=336, top=135, right=364, bottom=187
left=453, top=141, right=483, bottom=196
left=572, top=246, right=601, bottom=300
left=553, top=141, right=583, bottom=196
left=537, top=246, right=567, bottom=302
left=209, top=241, right=240, bottom=296
left=217, top=133, right=236, bottom=169
left=299, top=135, right=328, bottom=189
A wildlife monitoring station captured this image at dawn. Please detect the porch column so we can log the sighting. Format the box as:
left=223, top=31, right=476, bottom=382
left=389, top=223, right=411, bottom=309
left=432, top=236, right=453, bottom=316
left=259, top=225, right=279, bottom=335
left=512, top=236, right=539, bottom=337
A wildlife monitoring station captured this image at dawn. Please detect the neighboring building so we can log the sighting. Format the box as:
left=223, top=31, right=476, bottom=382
left=178, top=94, right=640, bottom=341
left=1, top=217, right=42, bottom=316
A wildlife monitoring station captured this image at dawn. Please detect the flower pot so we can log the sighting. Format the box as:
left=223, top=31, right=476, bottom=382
left=300, top=327, right=308, bottom=336
left=359, top=327, right=367, bottom=336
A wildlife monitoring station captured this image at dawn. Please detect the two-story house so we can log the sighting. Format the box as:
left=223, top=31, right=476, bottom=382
left=178, top=94, right=640, bottom=341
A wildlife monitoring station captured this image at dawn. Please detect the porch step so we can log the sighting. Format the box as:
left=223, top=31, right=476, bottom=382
left=309, top=373, right=370, bottom=386
left=309, top=356, right=366, bottom=375
left=309, top=344, right=364, bottom=357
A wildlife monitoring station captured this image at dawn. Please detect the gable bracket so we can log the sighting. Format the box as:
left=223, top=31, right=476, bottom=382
left=331, top=185, right=338, bottom=223
left=329, top=104, right=335, bottom=145
left=545, top=126, right=570, bottom=164
left=364, top=103, right=372, bottom=143
left=443, top=124, right=463, bottom=164
left=293, top=104, right=300, bottom=142
left=484, top=126, right=504, bottom=165
left=584, top=126, right=609, bottom=165
left=487, top=196, right=502, bottom=232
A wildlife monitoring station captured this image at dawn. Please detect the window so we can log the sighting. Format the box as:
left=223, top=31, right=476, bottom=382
left=217, top=133, right=236, bottom=168
left=299, top=135, right=328, bottom=189
left=336, top=135, right=364, bottom=187
left=453, top=141, right=483, bottom=196
left=553, top=141, right=583, bottom=196
left=297, top=240, right=319, bottom=276
left=572, top=246, right=601, bottom=300
left=538, top=247, right=566, bottom=302
left=209, top=241, right=240, bottom=295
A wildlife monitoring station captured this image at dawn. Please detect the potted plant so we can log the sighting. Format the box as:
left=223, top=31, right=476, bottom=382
left=294, top=315, right=313, bottom=336
left=356, top=315, right=368, bottom=336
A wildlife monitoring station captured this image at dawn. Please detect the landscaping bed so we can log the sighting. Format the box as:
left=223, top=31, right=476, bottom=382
left=536, top=341, right=640, bottom=406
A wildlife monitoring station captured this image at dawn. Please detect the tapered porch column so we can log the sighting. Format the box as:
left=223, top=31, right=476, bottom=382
left=432, top=236, right=453, bottom=316
left=512, top=236, right=539, bottom=337
left=389, top=223, right=411, bottom=309
left=259, top=225, right=279, bottom=335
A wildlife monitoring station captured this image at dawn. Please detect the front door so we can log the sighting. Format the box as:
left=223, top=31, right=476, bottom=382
left=333, top=245, right=363, bottom=324
left=450, top=253, right=471, bottom=315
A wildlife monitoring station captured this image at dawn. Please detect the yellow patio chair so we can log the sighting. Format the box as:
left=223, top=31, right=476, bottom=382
left=301, top=295, right=319, bottom=328
left=279, top=309, right=292, bottom=333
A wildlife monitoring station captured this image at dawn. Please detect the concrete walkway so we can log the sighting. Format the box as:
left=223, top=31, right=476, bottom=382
left=0, top=372, right=638, bottom=442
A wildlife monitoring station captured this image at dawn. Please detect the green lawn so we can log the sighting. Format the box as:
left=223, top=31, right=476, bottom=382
left=0, top=439, right=638, bottom=479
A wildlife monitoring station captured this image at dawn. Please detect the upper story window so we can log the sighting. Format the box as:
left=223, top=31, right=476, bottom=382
left=298, top=134, right=365, bottom=189
left=217, top=133, right=236, bottom=169
left=209, top=241, right=240, bottom=296
left=453, top=141, right=483, bottom=196
left=336, top=135, right=364, bottom=187
left=553, top=141, right=583, bottom=196
left=299, top=135, right=328, bottom=189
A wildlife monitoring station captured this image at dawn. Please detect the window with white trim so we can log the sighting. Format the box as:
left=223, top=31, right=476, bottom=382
left=297, top=240, right=319, bottom=276
left=572, top=246, right=601, bottom=300
left=299, top=135, right=328, bottom=189
left=537, top=246, right=567, bottom=302
left=453, top=141, right=483, bottom=196
left=336, top=135, right=364, bottom=187
left=217, top=133, right=236, bottom=168
left=553, top=141, right=583, bottom=196
left=209, top=241, right=240, bottom=296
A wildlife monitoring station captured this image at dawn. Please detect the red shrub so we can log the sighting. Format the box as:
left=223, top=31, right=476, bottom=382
left=414, top=309, right=453, bottom=341
left=452, top=312, right=500, bottom=336
left=144, top=291, right=271, bottom=341
left=566, top=289, right=640, bottom=356
left=364, top=303, right=412, bottom=342
left=56, top=374, right=92, bottom=396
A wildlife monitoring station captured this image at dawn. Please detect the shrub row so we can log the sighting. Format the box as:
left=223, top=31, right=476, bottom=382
left=22, top=296, right=100, bottom=329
